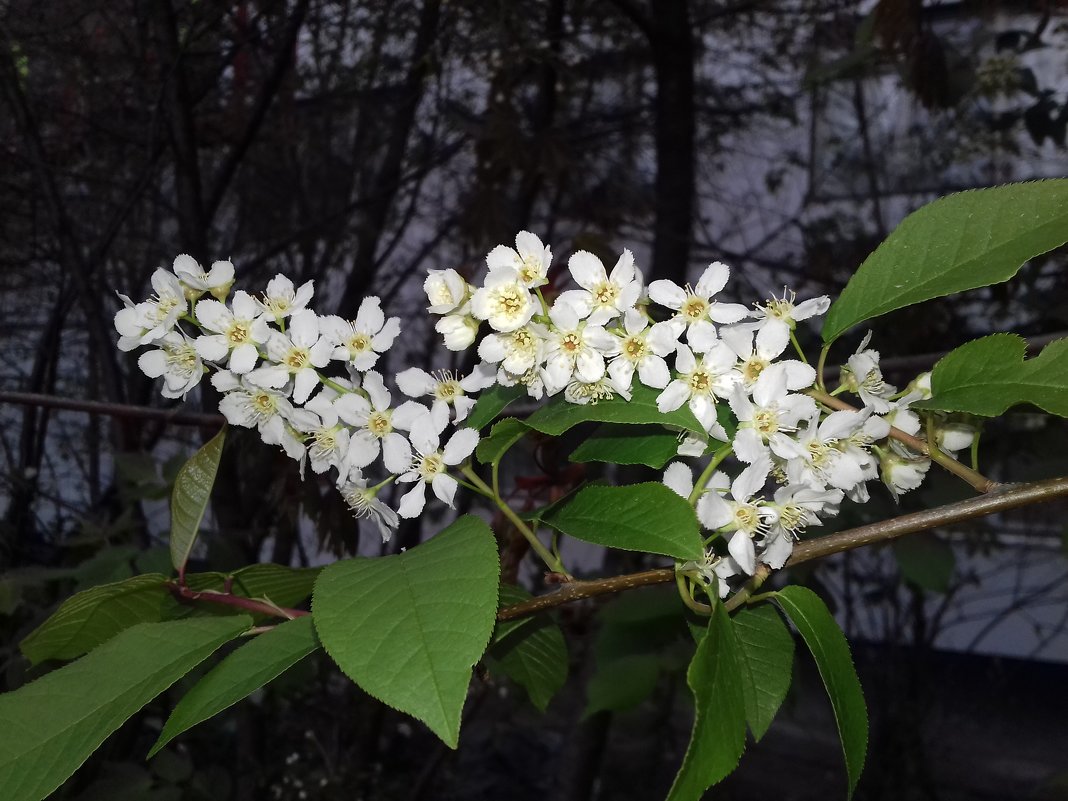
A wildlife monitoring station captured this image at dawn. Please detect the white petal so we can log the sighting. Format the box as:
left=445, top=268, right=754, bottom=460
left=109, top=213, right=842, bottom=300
left=657, top=380, right=690, bottom=412
left=195, top=299, right=231, bottom=333
left=138, top=350, right=167, bottom=378
left=382, top=433, right=412, bottom=473
left=289, top=309, right=320, bottom=347
left=195, top=335, right=229, bottom=362
left=396, top=367, right=435, bottom=398
left=397, top=482, right=427, bottom=518
left=755, top=319, right=791, bottom=358
left=687, top=321, right=718, bottom=353
left=694, top=261, right=729, bottom=297
left=575, top=349, right=605, bottom=382
left=707, top=302, right=749, bottom=325
left=568, top=250, right=606, bottom=290
left=355, top=296, right=386, bottom=334
left=648, top=279, right=685, bottom=310
left=229, top=343, right=259, bottom=374
left=443, top=428, right=480, bottom=464
left=335, top=394, right=371, bottom=426
left=728, top=532, right=757, bottom=575
left=293, top=369, right=319, bottom=404
left=636, top=356, right=669, bottom=389
left=363, top=371, right=391, bottom=410
left=663, top=462, right=693, bottom=498
left=431, top=473, right=459, bottom=507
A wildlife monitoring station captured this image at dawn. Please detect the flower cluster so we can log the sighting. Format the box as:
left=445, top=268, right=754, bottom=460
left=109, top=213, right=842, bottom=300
left=117, top=236, right=974, bottom=599
left=422, top=232, right=974, bottom=596
left=114, top=257, right=491, bottom=542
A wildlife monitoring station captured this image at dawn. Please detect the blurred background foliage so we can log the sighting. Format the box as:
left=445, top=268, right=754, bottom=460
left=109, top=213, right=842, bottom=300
left=1, top=0, right=1067, bottom=799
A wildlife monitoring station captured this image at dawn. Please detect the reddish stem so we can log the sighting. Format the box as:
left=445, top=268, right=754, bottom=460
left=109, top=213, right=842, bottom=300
left=167, top=582, right=309, bottom=620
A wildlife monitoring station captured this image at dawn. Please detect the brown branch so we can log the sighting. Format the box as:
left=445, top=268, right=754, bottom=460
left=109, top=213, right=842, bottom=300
left=496, top=476, right=1068, bottom=622
left=0, top=390, right=224, bottom=427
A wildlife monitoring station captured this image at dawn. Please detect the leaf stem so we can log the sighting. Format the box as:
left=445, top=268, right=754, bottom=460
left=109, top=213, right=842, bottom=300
left=675, top=572, right=713, bottom=616
left=790, top=331, right=810, bottom=364
left=461, top=464, right=571, bottom=578
left=816, top=343, right=831, bottom=391
left=688, top=444, right=733, bottom=505
left=167, top=581, right=309, bottom=620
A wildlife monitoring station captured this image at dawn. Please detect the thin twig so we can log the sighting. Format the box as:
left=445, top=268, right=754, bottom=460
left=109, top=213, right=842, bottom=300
left=496, top=476, right=1068, bottom=622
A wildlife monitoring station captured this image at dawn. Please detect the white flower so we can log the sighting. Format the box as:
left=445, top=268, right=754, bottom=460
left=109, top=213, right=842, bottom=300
left=840, top=331, right=895, bottom=413
left=541, top=302, right=618, bottom=396
left=564, top=373, right=630, bottom=405
left=114, top=269, right=187, bottom=349
left=778, top=409, right=879, bottom=494
left=486, top=231, right=551, bottom=289
left=218, top=381, right=315, bottom=462
left=299, top=389, right=353, bottom=475
left=424, top=269, right=469, bottom=314
left=879, top=449, right=931, bottom=499
left=750, top=289, right=829, bottom=355
left=470, top=268, right=536, bottom=333
left=395, top=362, right=496, bottom=422
left=436, top=305, right=481, bottom=351
left=258, top=274, right=314, bottom=319
left=607, top=310, right=677, bottom=390
left=479, top=322, right=549, bottom=376
left=937, top=421, right=976, bottom=454
left=656, top=343, right=739, bottom=438
left=337, top=465, right=398, bottom=542
left=320, top=296, right=401, bottom=372
left=246, top=309, right=333, bottom=404
left=556, top=249, right=642, bottom=326
left=396, top=420, right=480, bottom=518
left=137, top=331, right=203, bottom=399
left=759, top=482, right=842, bottom=568
left=334, top=371, right=424, bottom=473
left=498, top=364, right=546, bottom=400
left=648, top=261, right=748, bottom=345
left=194, top=290, right=270, bottom=374
left=172, top=254, right=234, bottom=296
left=719, top=323, right=813, bottom=390
left=728, top=364, right=816, bottom=464
left=677, top=549, right=738, bottom=599
left=700, top=457, right=771, bottom=575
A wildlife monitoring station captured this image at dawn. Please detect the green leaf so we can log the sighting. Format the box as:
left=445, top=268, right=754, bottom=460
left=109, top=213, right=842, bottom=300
left=583, top=653, right=660, bottom=718
left=20, top=575, right=171, bottom=665
left=0, top=616, right=250, bottom=801
left=524, top=381, right=704, bottom=436
left=475, top=418, right=529, bottom=466
left=732, top=604, right=794, bottom=741
left=150, top=616, right=319, bottom=757
left=312, top=515, right=500, bottom=747
left=774, top=586, right=867, bottom=797
left=542, top=482, right=703, bottom=561
left=487, top=586, right=568, bottom=712
left=892, top=536, right=955, bottom=593
left=170, top=428, right=226, bottom=573
left=914, top=335, right=1068, bottom=418
left=569, top=423, right=680, bottom=469
left=666, top=603, right=747, bottom=801
left=822, top=180, right=1068, bottom=343
left=467, top=384, right=525, bottom=430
